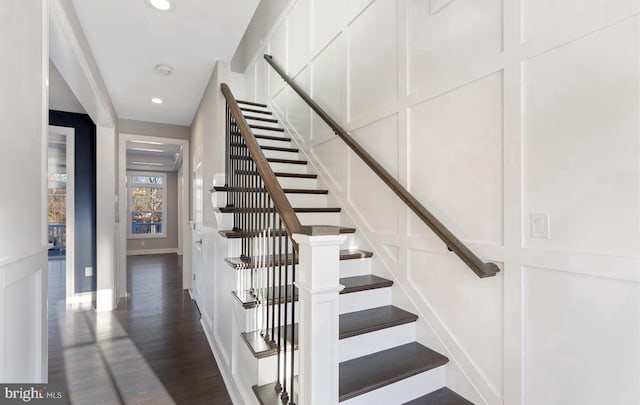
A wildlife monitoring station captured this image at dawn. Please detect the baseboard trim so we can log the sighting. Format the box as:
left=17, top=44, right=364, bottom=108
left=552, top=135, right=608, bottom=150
left=66, top=291, right=95, bottom=305
left=127, top=248, right=178, bottom=256
left=200, top=318, right=256, bottom=405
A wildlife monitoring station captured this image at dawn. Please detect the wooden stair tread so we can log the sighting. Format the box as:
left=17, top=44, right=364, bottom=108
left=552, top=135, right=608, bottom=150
left=216, top=206, right=340, bottom=214
left=237, top=99, right=268, bottom=108
left=225, top=249, right=373, bottom=269
left=232, top=284, right=298, bottom=309
left=252, top=379, right=299, bottom=405
left=244, top=115, right=278, bottom=123
left=339, top=305, right=416, bottom=339
left=260, top=145, right=299, bottom=153
left=339, top=342, right=448, bottom=401
left=230, top=155, right=307, bottom=165
left=235, top=170, right=317, bottom=179
left=241, top=324, right=299, bottom=359
left=403, top=387, right=474, bottom=405
left=250, top=124, right=285, bottom=132
left=231, top=142, right=300, bottom=153
left=231, top=131, right=290, bottom=142
left=218, top=227, right=355, bottom=238
left=240, top=106, right=272, bottom=115
left=210, top=186, right=327, bottom=194
left=229, top=143, right=298, bottom=153
left=340, top=274, right=391, bottom=294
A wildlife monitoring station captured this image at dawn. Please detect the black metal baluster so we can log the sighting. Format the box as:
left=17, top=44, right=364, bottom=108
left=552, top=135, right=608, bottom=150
left=275, top=217, right=283, bottom=394
left=281, top=231, right=289, bottom=405
left=290, top=247, right=296, bottom=405
left=270, top=205, right=276, bottom=345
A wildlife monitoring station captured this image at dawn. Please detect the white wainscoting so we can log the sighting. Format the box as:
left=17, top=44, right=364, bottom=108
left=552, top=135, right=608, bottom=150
left=0, top=248, right=48, bottom=383
left=236, top=0, right=640, bottom=403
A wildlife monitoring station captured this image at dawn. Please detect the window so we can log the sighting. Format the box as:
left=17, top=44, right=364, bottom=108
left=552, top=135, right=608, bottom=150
left=128, top=172, right=166, bottom=238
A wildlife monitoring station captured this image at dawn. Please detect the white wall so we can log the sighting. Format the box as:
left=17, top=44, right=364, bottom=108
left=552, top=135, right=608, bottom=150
left=235, top=1, right=640, bottom=404
left=0, top=0, right=48, bottom=383
left=49, top=61, right=86, bottom=114
left=190, top=61, right=232, bottom=227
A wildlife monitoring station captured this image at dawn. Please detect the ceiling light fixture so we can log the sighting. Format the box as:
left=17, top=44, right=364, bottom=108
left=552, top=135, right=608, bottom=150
left=130, top=161, right=164, bottom=166
left=151, top=98, right=164, bottom=104
left=129, top=147, right=164, bottom=153
left=155, top=64, right=174, bottom=76
left=131, top=140, right=164, bottom=146
left=146, top=0, right=173, bottom=11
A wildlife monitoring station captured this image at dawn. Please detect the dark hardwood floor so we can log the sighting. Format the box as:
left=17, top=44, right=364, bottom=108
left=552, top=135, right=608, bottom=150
left=48, top=254, right=232, bottom=405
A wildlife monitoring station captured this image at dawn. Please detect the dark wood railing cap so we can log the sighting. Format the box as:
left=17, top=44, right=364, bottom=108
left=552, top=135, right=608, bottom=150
left=297, top=225, right=341, bottom=236
left=221, top=83, right=303, bottom=238
left=264, top=54, right=499, bottom=279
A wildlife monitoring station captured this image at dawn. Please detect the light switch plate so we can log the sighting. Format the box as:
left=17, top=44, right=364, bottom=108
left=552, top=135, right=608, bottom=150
left=530, top=213, right=550, bottom=239
left=85, top=267, right=93, bottom=277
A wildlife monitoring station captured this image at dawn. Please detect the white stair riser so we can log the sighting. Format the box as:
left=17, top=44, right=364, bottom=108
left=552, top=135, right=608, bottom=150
left=237, top=266, right=295, bottom=286
left=339, top=323, right=415, bottom=362
left=340, top=366, right=446, bottom=405
left=262, top=149, right=301, bottom=160
left=268, top=162, right=309, bottom=174
left=256, top=137, right=292, bottom=148
left=276, top=176, right=318, bottom=189
left=245, top=119, right=280, bottom=129
left=285, top=193, right=328, bottom=208
left=339, top=288, right=392, bottom=314
left=240, top=302, right=299, bottom=333
left=252, top=128, right=287, bottom=137
left=256, top=350, right=299, bottom=385
left=338, top=256, right=371, bottom=278
left=297, top=211, right=341, bottom=226
left=215, top=211, right=234, bottom=230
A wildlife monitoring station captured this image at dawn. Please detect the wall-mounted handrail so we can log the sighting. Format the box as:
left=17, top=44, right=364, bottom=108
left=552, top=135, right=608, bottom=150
left=264, top=54, right=499, bottom=278
left=221, top=83, right=304, bottom=239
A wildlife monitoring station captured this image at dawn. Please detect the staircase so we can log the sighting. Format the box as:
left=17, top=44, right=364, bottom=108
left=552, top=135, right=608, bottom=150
left=214, top=98, right=474, bottom=405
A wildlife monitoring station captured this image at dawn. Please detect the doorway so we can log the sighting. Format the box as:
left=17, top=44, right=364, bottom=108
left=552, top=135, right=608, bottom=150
left=117, top=134, right=190, bottom=300
left=47, top=125, right=75, bottom=303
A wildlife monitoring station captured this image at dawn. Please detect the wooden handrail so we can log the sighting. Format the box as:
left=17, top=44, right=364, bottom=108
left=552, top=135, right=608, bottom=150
left=263, top=55, right=499, bottom=278
left=221, top=83, right=304, bottom=238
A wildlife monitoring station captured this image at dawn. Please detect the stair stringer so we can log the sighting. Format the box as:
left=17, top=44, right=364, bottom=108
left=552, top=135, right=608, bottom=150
left=271, top=108, right=503, bottom=405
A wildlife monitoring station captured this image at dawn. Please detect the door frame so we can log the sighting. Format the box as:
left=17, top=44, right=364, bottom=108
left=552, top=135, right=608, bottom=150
left=117, top=133, right=191, bottom=298
left=48, top=125, right=75, bottom=302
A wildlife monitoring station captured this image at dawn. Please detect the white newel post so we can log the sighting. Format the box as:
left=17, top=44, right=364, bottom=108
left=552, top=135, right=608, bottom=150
left=293, top=231, right=346, bottom=405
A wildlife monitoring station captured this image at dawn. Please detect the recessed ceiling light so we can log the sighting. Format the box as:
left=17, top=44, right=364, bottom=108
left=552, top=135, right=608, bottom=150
left=155, top=64, right=174, bottom=76
left=151, top=98, right=164, bottom=104
left=146, top=0, right=173, bottom=11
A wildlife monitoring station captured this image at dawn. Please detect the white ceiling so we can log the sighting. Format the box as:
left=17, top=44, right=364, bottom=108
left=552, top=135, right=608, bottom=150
left=72, top=0, right=260, bottom=126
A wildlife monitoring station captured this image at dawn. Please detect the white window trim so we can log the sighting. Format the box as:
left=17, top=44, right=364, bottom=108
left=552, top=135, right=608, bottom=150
left=128, top=171, right=167, bottom=239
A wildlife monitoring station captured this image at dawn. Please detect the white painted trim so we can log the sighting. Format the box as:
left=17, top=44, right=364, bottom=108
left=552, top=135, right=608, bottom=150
left=127, top=171, right=167, bottom=239
left=65, top=291, right=95, bottom=305
left=118, top=133, right=191, bottom=296
left=200, top=318, right=257, bottom=405
left=127, top=248, right=179, bottom=256
left=50, top=0, right=119, bottom=314
left=49, top=0, right=117, bottom=127
left=0, top=248, right=48, bottom=382
left=49, top=125, right=75, bottom=301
